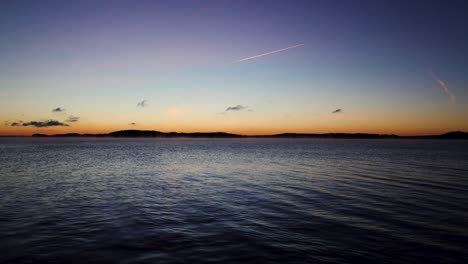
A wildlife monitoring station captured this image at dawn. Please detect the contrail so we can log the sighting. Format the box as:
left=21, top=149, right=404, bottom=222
left=236, top=44, right=304, bottom=63
left=431, top=72, right=455, bottom=103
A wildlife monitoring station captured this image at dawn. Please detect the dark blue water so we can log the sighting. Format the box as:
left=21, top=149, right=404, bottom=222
left=0, top=138, right=467, bottom=263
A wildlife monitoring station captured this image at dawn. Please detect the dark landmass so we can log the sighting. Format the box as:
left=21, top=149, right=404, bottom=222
left=28, top=130, right=468, bottom=139
left=107, top=130, right=243, bottom=138
left=31, top=130, right=243, bottom=138
left=257, top=133, right=399, bottom=139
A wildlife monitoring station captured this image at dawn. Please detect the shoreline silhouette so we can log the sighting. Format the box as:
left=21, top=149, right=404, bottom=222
left=8, top=130, right=465, bottom=139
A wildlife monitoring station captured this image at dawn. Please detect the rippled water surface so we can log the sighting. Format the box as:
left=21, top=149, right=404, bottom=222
left=0, top=138, right=467, bottom=263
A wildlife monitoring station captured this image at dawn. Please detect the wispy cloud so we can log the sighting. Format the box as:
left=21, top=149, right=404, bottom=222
left=129, top=122, right=137, bottom=126
left=52, top=107, right=66, bottom=112
left=332, top=109, right=343, bottom=114
left=5, top=121, right=23, bottom=127
left=137, top=100, right=147, bottom=107
left=65, top=116, right=80, bottom=122
left=236, top=44, right=304, bottom=63
left=8, top=120, right=69, bottom=127
left=226, top=105, right=247, bottom=112
left=431, top=72, right=455, bottom=103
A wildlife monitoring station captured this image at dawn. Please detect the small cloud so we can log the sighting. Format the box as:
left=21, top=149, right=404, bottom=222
left=18, top=120, right=69, bottom=127
left=332, top=109, right=343, bottom=114
left=137, top=100, right=147, bottom=107
left=52, top=107, right=66, bottom=112
left=65, top=116, right=80, bottom=122
left=5, top=120, right=23, bottom=127
left=129, top=122, right=137, bottom=126
left=226, top=105, right=247, bottom=112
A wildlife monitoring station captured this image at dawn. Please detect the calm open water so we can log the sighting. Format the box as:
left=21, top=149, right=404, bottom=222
left=0, top=138, right=467, bottom=263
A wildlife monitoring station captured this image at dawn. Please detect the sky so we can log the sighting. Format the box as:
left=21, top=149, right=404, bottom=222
left=1, top=0, right=467, bottom=136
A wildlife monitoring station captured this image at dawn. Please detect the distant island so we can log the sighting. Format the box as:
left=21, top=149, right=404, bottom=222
left=28, top=130, right=468, bottom=139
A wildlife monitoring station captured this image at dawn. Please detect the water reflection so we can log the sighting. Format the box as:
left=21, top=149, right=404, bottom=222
left=0, top=138, right=467, bottom=263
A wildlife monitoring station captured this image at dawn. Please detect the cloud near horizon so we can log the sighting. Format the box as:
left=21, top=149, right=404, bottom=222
left=65, top=116, right=80, bottom=122
left=5, top=121, right=23, bottom=127
left=137, top=100, right=147, bottom=107
left=226, top=105, right=248, bottom=112
left=129, top=122, right=137, bottom=126
left=7, top=120, right=69, bottom=127
left=52, top=107, right=66, bottom=112
left=332, top=109, right=343, bottom=114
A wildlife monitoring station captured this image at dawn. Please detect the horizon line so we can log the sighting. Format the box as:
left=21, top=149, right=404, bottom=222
left=1, top=129, right=466, bottom=138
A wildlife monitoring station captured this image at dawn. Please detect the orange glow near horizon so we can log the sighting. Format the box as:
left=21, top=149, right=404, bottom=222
left=2, top=102, right=468, bottom=137
left=2, top=119, right=467, bottom=137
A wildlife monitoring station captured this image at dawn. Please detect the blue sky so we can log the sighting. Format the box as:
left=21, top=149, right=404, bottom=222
left=1, top=0, right=467, bottom=135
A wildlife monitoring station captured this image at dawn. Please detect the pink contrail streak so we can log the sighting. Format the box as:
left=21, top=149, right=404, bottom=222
left=236, top=44, right=304, bottom=62
left=431, top=72, right=455, bottom=103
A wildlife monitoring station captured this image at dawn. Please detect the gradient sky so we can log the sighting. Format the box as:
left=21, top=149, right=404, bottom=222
left=1, top=0, right=467, bottom=136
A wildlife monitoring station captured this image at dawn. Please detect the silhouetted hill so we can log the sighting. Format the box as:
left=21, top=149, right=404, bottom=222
left=29, top=130, right=468, bottom=139
left=439, top=131, right=468, bottom=139
left=107, top=130, right=163, bottom=137
left=51, top=133, right=82, bottom=137
left=32, top=133, right=48, bottom=137
left=400, top=131, right=468, bottom=139
left=104, top=130, right=243, bottom=138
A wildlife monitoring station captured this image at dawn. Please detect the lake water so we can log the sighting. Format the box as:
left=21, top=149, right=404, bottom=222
left=0, top=138, right=467, bottom=263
